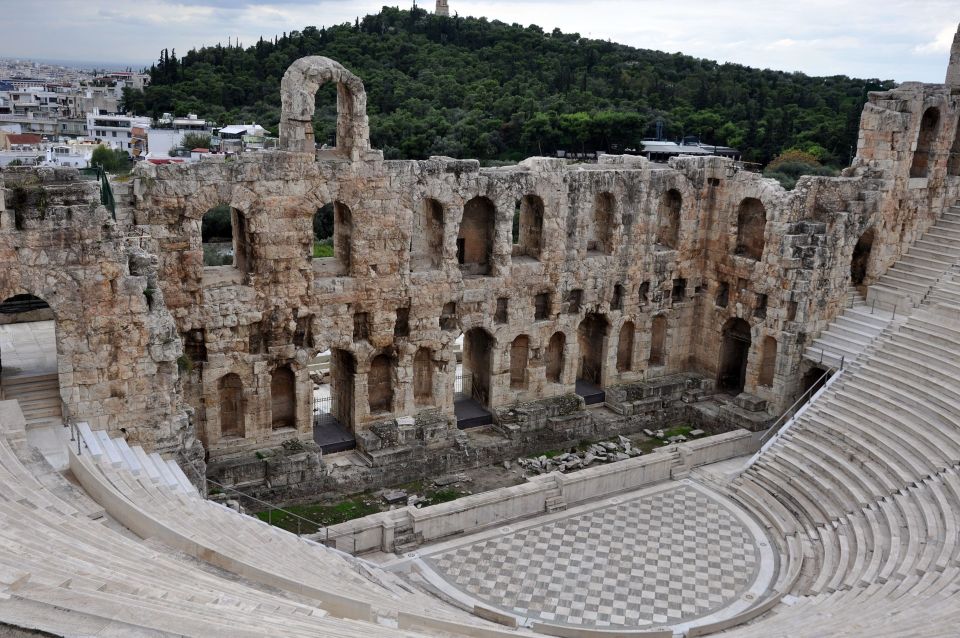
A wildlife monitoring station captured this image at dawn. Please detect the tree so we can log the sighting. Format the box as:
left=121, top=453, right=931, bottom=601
left=182, top=133, right=213, bottom=150
left=90, top=146, right=132, bottom=174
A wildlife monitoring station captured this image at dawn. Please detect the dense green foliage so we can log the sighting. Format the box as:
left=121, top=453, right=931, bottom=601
left=763, top=148, right=839, bottom=189
left=182, top=132, right=213, bottom=150
left=90, top=146, right=132, bottom=174
left=123, top=7, right=894, bottom=165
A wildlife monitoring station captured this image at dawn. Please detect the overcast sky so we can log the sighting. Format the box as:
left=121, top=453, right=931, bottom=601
left=3, top=1, right=959, bottom=82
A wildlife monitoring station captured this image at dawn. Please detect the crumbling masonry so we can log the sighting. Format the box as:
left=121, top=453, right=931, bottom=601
left=2, top=49, right=959, bottom=495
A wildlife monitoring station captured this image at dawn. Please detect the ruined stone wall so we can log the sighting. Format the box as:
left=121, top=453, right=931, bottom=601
left=3, top=52, right=958, bottom=471
left=0, top=168, right=193, bottom=455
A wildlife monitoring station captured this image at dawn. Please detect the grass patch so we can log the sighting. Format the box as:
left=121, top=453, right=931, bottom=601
left=313, top=239, right=333, bottom=258
left=421, top=488, right=466, bottom=506
left=660, top=425, right=694, bottom=439
left=256, top=495, right=379, bottom=534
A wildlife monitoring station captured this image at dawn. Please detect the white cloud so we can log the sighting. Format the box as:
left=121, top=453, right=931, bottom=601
left=914, top=23, right=956, bottom=54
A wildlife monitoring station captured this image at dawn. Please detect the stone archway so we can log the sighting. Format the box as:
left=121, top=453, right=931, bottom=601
left=279, top=56, right=371, bottom=160
left=0, top=294, right=61, bottom=429
left=718, top=318, right=751, bottom=394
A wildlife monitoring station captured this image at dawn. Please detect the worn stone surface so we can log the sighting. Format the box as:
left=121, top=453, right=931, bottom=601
left=2, top=54, right=959, bottom=492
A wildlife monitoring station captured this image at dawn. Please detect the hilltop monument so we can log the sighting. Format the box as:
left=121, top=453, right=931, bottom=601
left=435, top=0, right=449, bottom=16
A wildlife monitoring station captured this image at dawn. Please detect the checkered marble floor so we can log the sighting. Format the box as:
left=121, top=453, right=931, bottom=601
left=422, top=484, right=761, bottom=628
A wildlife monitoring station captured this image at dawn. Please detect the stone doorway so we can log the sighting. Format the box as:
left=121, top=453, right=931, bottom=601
left=717, top=318, right=751, bottom=395
left=0, top=294, right=61, bottom=429
left=850, top=228, right=874, bottom=290
left=463, top=328, right=494, bottom=406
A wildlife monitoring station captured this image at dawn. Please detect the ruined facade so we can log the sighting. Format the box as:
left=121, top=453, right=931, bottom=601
left=2, top=47, right=960, bottom=490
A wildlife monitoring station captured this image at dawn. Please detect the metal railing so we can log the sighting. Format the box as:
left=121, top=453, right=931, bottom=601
left=179, top=457, right=357, bottom=553
left=751, top=364, right=837, bottom=462
left=79, top=165, right=115, bottom=219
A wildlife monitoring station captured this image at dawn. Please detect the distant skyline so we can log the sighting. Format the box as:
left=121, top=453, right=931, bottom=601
left=3, top=1, right=959, bottom=82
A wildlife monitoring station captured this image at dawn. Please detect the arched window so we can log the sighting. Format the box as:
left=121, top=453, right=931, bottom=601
left=587, top=192, right=614, bottom=255
left=910, top=107, right=941, bottom=178
left=218, top=373, right=244, bottom=437
left=512, top=195, right=544, bottom=260
left=656, top=189, right=682, bottom=249
left=758, top=336, right=777, bottom=387
left=413, top=348, right=434, bottom=406
left=202, top=205, right=249, bottom=271
left=411, top=198, right=445, bottom=271
left=649, top=316, right=667, bottom=367
left=458, top=196, right=496, bottom=276
left=510, top=335, right=530, bottom=390
left=545, top=332, right=565, bottom=383
left=270, top=366, right=296, bottom=429
left=368, top=354, right=394, bottom=414
left=616, top=322, right=634, bottom=373
left=734, top=198, right=766, bottom=260
left=279, top=56, right=371, bottom=160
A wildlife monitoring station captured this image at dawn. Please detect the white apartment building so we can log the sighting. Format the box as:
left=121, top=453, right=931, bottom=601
left=86, top=113, right=151, bottom=151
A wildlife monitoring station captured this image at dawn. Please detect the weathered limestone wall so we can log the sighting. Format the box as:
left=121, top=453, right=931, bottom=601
left=0, top=168, right=193, bottom=455
left=2, top=50, right=958, bottom=480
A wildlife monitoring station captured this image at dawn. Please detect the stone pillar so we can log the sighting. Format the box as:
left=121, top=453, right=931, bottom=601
left=948, top=24, right=960, bottom=87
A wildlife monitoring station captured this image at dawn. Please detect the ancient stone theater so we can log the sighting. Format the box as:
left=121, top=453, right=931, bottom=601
left=0, top=24, right=958, bottom=638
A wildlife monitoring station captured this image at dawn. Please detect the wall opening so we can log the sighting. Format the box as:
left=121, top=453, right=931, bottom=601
left=414, top=347, right=434, bottom=406
left=638, top=281, right=650, bottom=308
left=577, top=313, right=607, bottom=385
left=458, top=196, right=495, bottom=276
left=850, top=228, right=875, bottom=288
left=656, top=189, right=682, bottom=249
left=649, top=315, right=667, bottom=367
left=734, top=197, right=766, bottom=260
left=394, top=307, right=410, bottom=338
left=201, top=204, right=235, bottom=267
left=330, top=349, right=356, bottom=431
left=534, top=293, right=551, bottom=320
left=754, top=293, right=768, bottom=319
left=218, top=373, right=245, bottom=438
left=758, top=336, right=777, bottom=387
left=512, top=194, right=544, bottom=260
left=440, top=302, right=458, bottom=331
left=910, top=107, right=941, bottom=178
left=495, top=298, right=509, bottom=324
left=411, top=198, right=445, bottom=271
left=616, top=321, right=634, bottom=373
left=671, top=278, right=687, bottom=304
left=313, top=202, right=352, bottom=275
left=611, top=284, right=624, bottom=311
left=368, top=353, right=394, bottom=414
left=718, top=317, right=751, bottom=394
left=0, top=294, right=61, bottom=428
left=509, top=335, right=530, bottom=390
left=270, top=365, right=296, bottom=430
left=587, top=192, right=614, bottom=255
left=567, top=289, right=583, bottom=314
left=545, top=332, right=565, bottom=383
left=949, top=116, right=960, bottom=176
left=463, top=328, right=494, bottom=406
left=716, top=282, right=729, bottom=308
left=353, top=311, right=369, bottom=341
